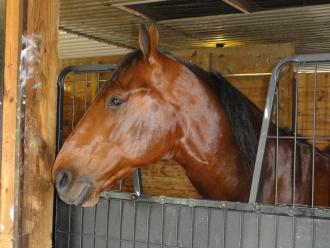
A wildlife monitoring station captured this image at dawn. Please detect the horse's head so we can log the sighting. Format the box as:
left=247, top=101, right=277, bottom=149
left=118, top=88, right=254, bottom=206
left=52, top=24, right=184, bottom=206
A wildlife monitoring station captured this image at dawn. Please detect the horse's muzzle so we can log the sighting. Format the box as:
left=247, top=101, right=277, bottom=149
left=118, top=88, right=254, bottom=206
left=55, top=170, right=93, bottom=206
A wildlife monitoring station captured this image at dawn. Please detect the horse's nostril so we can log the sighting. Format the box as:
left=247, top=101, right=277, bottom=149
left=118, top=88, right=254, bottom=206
left=56, top=170, right=71, bottom=190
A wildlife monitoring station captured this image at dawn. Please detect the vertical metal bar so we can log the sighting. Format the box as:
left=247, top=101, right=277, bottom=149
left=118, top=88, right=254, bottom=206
left=93, top=205, right=98, bottom=248
left=66, top=71, right=76, bottom=248
left=84, top=73, right=88, bottom=112
left=292, top=77, right=297, bottom=134
left=119, top=179, right=122, bottom=191
left=312, top=64, right=317, bottom=207
left=80, top=207, right=84, bottom=248
left=119, top=200, right=123, bottom=248
left=222, top=209, right=227, bottom=248
left=71, top=71, right=80, bottom=248
left=176, top=206, right=180, bottom=247
left=291, top=75, right=297, bottom=204
left=67, top=206, right=72, bottom=248
left=161, top=204, right=165, bottom=247
left=311, top=218, right=315, bottom=248
left=275, top=86, right=279, bottom=205
left=292, top=216, right=296, bottom=248
left=105, top=199, right=110, bottom=248
left=274, top=215, right=278, bottom=248
left=207, top=209, right=210, bottom=248
left=190, top=207, right=195, bottom=248
left=146, top=203, right=151, bottom=248
left=250, top=60, right=289, bottom=203
left=97, top=72, right=100, bottom=93
left=133, top=169, right=143, bottom=196
left=72, top=73, right=76, bottom=129
left=257, top=213, right=260, bottom=248
left=132, top=201, right=137, bottom=248
left=293, top=64, right=299, bottom=205
left=56, top=73, right=65, bottom=151
left=239, top=212, right=243, bottom=248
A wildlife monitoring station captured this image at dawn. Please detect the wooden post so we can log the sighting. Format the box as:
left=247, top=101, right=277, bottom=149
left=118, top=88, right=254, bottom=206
left=20, top=0, right=59, bottom=247
left=0, top=0, right=22, bottom=247
left=0, top=0, right=59, bottom=247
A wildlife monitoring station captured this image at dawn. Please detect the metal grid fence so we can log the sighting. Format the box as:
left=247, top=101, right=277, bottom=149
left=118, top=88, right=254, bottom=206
left=54, top=56, right=330, bottom=248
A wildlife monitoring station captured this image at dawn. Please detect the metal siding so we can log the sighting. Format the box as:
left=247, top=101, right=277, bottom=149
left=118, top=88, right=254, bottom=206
left=55, top=192, right=330, bottom=248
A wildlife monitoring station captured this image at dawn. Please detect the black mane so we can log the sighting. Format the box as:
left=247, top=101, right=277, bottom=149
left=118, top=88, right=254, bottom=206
left=109, top=49, right=261, bottom=172
left=108, top=49, right=143, bottom=82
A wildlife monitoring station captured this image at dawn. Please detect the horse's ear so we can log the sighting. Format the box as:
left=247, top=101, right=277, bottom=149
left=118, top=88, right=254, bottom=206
left=148, top=24, right=159, bottom=55
left=139, top=23, right=159, bottom=63
left=139, top=24, right=150, bottom=59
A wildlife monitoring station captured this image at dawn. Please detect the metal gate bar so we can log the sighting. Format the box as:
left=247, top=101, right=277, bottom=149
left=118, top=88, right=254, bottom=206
left=249, top=53, right=330, bottom=204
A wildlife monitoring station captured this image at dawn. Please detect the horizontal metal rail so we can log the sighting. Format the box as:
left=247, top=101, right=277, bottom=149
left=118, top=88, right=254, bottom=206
left=101, top=190, right=330, bottom=220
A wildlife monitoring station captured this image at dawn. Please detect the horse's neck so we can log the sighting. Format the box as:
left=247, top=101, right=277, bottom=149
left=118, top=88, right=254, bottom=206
left=171, top=72, right=252, bottom=201
left=174, top=136, right=251, bottom=201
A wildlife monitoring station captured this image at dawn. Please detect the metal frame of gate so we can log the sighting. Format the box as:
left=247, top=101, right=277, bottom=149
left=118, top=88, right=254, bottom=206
left=250, top=53, right=330, bottom=204
left=54, top=54, right=330, bottom=248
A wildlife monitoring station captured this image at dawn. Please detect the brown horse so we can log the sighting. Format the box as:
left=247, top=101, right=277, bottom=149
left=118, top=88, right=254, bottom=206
left=52, top=24, right=330, bottom=207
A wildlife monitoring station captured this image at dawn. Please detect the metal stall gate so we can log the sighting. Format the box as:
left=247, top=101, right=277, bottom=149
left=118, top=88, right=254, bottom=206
left=54, top=55, right=330, bottom=248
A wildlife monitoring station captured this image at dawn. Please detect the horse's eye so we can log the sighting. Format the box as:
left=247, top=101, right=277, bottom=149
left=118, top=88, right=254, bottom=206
left=108, top=96, right=124, bottom=108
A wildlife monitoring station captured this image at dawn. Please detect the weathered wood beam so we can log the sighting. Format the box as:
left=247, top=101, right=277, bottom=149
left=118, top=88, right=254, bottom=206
left=1, top=0, right=60, bottom=247
left=0, top=0, right=5, bottom=168
left=0, top=0, right=22, bottom=247
left=19, top=0, right=59, bottom=247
